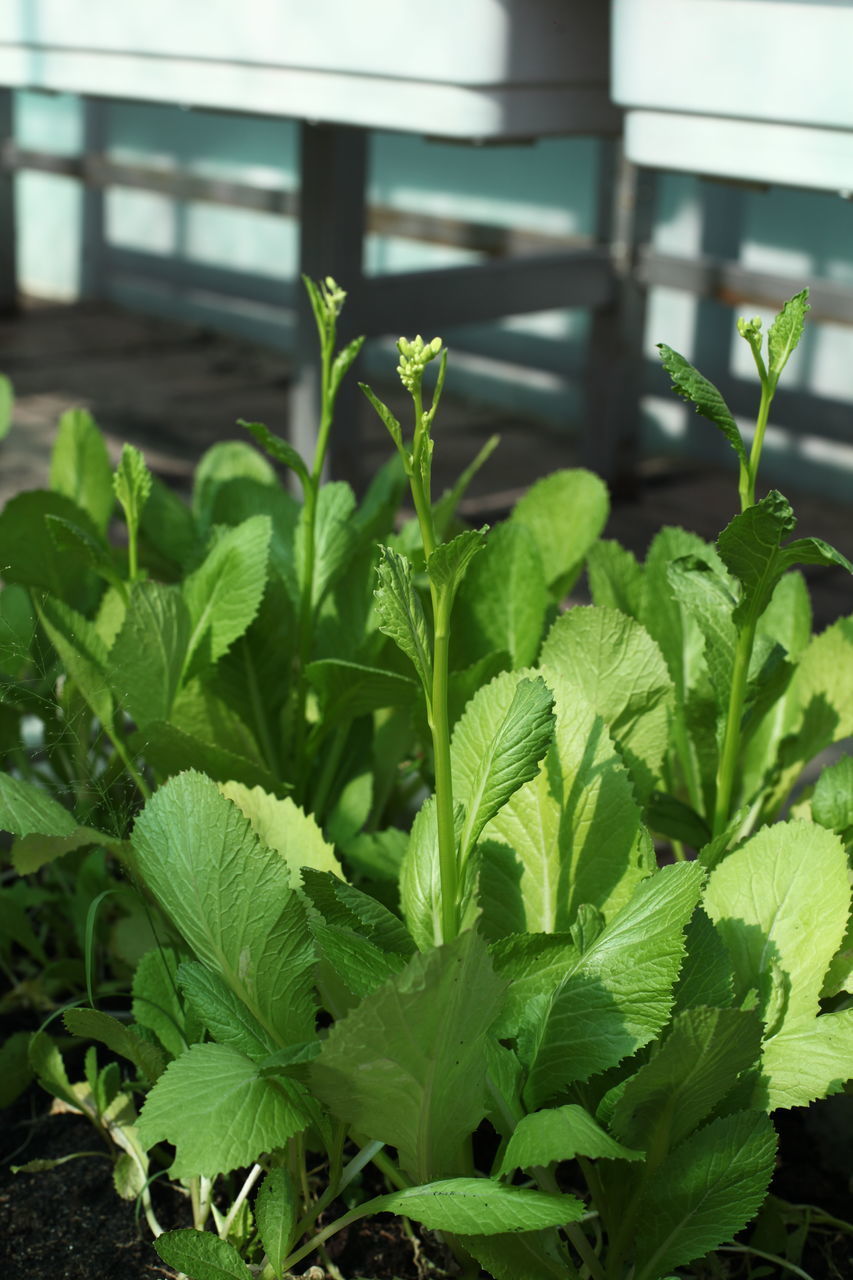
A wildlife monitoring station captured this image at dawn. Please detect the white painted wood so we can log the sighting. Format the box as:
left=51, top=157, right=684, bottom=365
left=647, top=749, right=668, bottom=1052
left=1, top=0, right=608, bottom=86
left=626, top=110, right=853, bottom=194
left=613, top=0, right=853, bottom=190
left=613, top=0, right=853, bottom=130
left=0, top=1, right=617, bottom=138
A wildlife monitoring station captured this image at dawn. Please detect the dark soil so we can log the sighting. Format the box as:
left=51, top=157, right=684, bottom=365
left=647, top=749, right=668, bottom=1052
left=0, top=1089, right=458, bottom=1280
left=2, top=1079, right=851, bottom=1280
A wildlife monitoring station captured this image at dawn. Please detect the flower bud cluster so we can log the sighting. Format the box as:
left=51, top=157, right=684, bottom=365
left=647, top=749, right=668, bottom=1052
left=396, top=335, right=442, bottom=391
left=320, top=276, right=347, bottom=319
left=737, top=315, right=763, bottom=343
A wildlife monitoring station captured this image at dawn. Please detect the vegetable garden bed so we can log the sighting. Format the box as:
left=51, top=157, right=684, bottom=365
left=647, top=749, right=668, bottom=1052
left=0, top=282, right=851, bottom=1280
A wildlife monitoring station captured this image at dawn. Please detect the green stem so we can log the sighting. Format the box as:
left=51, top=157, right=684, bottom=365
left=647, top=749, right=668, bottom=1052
left=127, top=522, right=138, bottom=583
left=745, top=379, right=775, bottom=509
left=292, top=336, right=333, bottom=797
left=713, top=616, right=757, bottom=836
left=105, top=722, right=151, bottom=801
left=408, top=420, right=458, bottom=942
left=429, top=592, right=458, bottom=943
left=292, top=1139, right=385, bottom=1242
left=534, top=1166, right=591, bottom=1280
left=219, top=1163, right=263, bottom=1241
left=310, top=724, right=347, bottom=822
left=281, top=1199, right=381, bottom=1274
left=243, top=640, right=280, bottom=777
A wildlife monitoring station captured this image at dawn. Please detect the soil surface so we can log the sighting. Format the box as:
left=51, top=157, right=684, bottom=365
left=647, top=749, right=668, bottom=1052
left=0, top=1090, right=457, bottom=1280
left=3, top=1085, right=852, bottom=1280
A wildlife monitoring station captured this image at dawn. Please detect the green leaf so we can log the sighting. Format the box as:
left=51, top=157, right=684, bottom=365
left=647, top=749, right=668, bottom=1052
left=184, top=515, right=272, bottom=669
left=239, top=420, right=309, bottom=493
left=49, top=408, right=114, bottom=533
left=297, top=482, right=358, bottom=609
left=154, top=1228, right=253, bottom=1280
left=812, top=754, right=853, bottom=835
left=452, top=673, right=555, bottom=862
left=255, top=1168, right=298, bottom=1275
left=587, top=539, right=644, bottom=617
left=0, top=774, right=77, bottom=839
left=459, top=1231, right=570, bottom=1280
left=219, top=782, right=344, bottom=881
left=642, top=526, right=725, bottom=699
left=189, top=437, right=275, bottom=532
left=12, top=828, right=116, bottom=875
left=45, top=515, right=125, bottom=596
left=113, top=443, right=152, bottom=545
left=759, top=1010, right=853, bottom=1109
left=0, top=767, right=120, bottom=873
left=132, top=720, right=278, bottom=793
left=300, top=868, right=413, bottom=956
left=704, top=819, right=851, bottom=1107
left=540, top=606, right=673, bottom=800
left=359, top=382, right=405, bottom=455
left=645, top=791, right=710, bottom=849
left=29, top=1032, right=79, bottom=1110
left=139, top=1043, right=309, bottom=1179
left=666, top=557, right=737, bottom=716
left=453, top=521, right=550, bottom=669
left=139, top=474, right=201, bottom=574
left=113, top=1152, right=147, bottom=1202
left=63, top=1009, right=165, bottom=1082
left=330, top=333, right=366, bottom=399
left=374, top=545, right=432, bottom=698
left=610, top=1007, right=763, bottom=1152
left=0, top=1031, right=33, bottom=1108
left=373, top=1178, right=584, bottom=1235
left=483, top=682, right=651, bottom=934
left=633, top=1111, right=777, bottom=1280
left=427, top=526, right=487, bottom=607
left=132, top=771, right=315, bottom=1050
left=767, top=288, right=809, bottom=380
left=703, top=820, right=848, bottom=1026
left=312, top=931, right=506, bottom=1182
left=0, top=582, right=35, bottom=674
left=132, top=947, right=201, bottom=1061
left=494, top=863, right=703, bottom=1108
left=657, top=345, right=748, bottom=471
left=0, top=888, right=46, bottom=962
left=177, top=962, right=277, bottom=1061
left=499, top=1104, right=643, bottom=1175
left=510, top=469, right=609, bottom=597
left=717, top=491, right=853, bottom=630
left=672, top=909, right=734, bottom=1015
left=399, top=797, right=478, bottom=951
left=108, top=581, right=190, bottom=727
left=36, top=594, right=114, bottom=724
left=312, top=921, right=407, bottom=1002
left=131, top=721, right=275, bottom=788
left=169, top=677, right=265, bottom=766
left=0, top=490, right=101, bottom=601
left=0, top=372, right=12, bottom=440
left=306, top=658, right=418, bottom=727
left=767, top=616, right=853, bottom=813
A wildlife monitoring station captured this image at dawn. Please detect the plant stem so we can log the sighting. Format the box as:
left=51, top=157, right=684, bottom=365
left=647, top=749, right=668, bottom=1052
left=292, top=334, right=333, bottom=798
left=745, top=379, right=774, bottom=509
left=713, top=615, right=757, bottom=836
left=407, top=403, right=459, bottom=943
left=104, top=721, right=150, bottom=801
left=430, top=592, right=458, bottom=943
left=218, top=1162, right=263, bottom=1240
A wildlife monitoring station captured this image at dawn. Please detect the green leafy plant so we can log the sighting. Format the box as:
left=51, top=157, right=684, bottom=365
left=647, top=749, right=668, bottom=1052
left=3, top=286, right=852, bottom=1280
